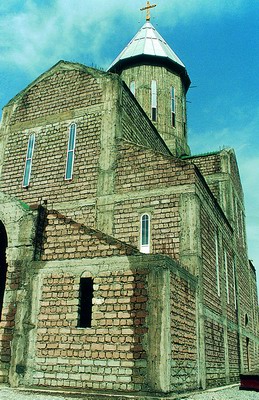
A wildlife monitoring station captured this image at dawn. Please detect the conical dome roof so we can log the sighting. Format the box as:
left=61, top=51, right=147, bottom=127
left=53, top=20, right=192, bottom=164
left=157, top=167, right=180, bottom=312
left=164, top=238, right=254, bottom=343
left=107, top=21, right=190, bottom=89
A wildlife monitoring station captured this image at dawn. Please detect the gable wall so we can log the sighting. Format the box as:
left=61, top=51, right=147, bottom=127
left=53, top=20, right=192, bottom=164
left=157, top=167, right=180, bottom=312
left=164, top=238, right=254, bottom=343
left=0, top=67, right=104, bottom=218
left=8, top=68, right=102, bottom=126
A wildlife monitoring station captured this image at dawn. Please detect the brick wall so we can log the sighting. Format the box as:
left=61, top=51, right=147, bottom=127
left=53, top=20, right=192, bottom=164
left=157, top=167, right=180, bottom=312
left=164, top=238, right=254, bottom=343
left=1, top=113, right=101, bottom=207
left=170, top=274, right=197, bottom=391
left=121, top=87, right=170, bottom=156
left=33, top=268, right=149, bottom=391
left=115, top=143, right=194, bottom=193
left=114, top=142, right=195, bottom=258
left=0, top=258, right=25, bottom=383
left=41, top=211, right=139, bottom=261
left=120, top=64, right=190, bottom=157
left=113, top=195, right=181, bottom=260
left=191, top=153, right=221, bottom=175
left=228, top=330, right=240, bottom=382
left=229, top=151, right=243, bottom=200
left=204, top=320, right=226, bottom=386
left=8, top=64, right=102, bottom=126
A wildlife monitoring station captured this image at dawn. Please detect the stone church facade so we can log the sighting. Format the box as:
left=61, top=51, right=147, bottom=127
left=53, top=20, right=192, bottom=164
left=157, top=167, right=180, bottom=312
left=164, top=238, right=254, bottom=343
left=0, top=19, right=258, bottom=395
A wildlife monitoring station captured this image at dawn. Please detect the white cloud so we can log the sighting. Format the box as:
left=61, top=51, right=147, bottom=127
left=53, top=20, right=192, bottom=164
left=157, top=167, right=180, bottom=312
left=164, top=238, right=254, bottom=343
left=0, top=1, right=112, bottom=74
left=0, top=0, right=251, bottom=77
left=155, top=0, right=247, bottom=27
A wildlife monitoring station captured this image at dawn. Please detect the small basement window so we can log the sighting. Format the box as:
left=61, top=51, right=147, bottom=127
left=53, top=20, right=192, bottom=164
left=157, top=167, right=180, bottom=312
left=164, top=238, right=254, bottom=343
left=78, top=277, right=93, bottom=328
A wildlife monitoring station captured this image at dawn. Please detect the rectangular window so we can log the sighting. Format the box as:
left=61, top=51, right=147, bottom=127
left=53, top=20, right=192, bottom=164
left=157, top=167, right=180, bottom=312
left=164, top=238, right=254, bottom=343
left=65, top=123, right=76, bottom=180
left=215, top=231, right=220, bottom=296
left=171, top=87, right=176, bottom=127
left=224, top=250, right=230, bottom=304
left=151, top=80, right=157, bottom=122
left=130, top=81, right=135, bottom=96
left=23, top=133, right=35, bottom=187
left=78, top=277, right=93, bottom=328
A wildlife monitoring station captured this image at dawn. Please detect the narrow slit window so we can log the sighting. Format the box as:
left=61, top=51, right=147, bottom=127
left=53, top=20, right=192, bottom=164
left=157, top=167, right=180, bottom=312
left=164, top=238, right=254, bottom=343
left=182, top=96, right=186, bottom=136
left=215, top=231, right=220, bottom=296
left=151, top=80, right=157, bottom=122
left=171, top=87, right=176, bottom=127
left=23, top=133, right=35, bottom=187
left=65, top=123, right=77, bottom=180
left=224, top=250, right=230, bottom=304
left=78, top=277, right=93, bottom=328
left=140, top=214, right=150, bottom=253
left=130, top=81, right=135, bottom=96
left=233, top=256, right=237, bottom=310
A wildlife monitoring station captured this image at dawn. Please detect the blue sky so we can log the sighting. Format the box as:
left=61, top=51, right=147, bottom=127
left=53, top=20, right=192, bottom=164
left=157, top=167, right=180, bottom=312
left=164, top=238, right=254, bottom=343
left=0, top=0, right=258, bottom=281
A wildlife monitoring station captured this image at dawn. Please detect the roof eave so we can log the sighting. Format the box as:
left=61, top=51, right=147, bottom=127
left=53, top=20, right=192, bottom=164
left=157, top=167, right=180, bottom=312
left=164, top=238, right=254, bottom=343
left=108, top=54, right=191, bottom=91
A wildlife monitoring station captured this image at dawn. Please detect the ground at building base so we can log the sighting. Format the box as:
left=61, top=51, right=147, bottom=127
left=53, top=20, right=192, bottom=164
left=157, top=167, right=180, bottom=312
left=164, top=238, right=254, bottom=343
left=1, top=384, right=259, bottom=400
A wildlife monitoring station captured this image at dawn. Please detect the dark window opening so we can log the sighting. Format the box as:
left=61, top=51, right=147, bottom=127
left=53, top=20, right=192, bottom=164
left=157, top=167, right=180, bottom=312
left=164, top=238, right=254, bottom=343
left=172, top=112, right=176, bottom=128
left=78, top=277, right=93, bottom=328
left=152, top=107, right=157, bottom=122
left=0, top=221, right=8, bottom=321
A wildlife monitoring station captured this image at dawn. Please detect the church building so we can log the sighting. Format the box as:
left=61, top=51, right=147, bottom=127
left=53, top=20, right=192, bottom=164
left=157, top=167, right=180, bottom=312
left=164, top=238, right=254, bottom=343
left=0, top=3, right=258, bottom=396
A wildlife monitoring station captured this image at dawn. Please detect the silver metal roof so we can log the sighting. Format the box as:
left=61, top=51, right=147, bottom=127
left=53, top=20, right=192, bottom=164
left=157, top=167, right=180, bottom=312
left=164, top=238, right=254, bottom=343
left=107, top=21, right=185, bottom=71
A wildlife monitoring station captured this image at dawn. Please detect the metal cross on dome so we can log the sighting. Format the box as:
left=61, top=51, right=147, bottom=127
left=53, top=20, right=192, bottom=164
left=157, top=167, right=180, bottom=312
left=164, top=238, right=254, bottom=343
left=140, top=1, right=157, bottom=21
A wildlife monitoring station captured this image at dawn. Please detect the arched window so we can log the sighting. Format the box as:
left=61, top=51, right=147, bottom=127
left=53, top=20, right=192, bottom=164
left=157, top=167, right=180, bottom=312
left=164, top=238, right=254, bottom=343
left=23, top=133, right=35, bottom=187
left=0, top=221, right=8, bottom=320
left=140, top=214, right=150, bottom=253
left=65, top=123, right=77, bottom=180
left=151, top=80, right=157, bottom=122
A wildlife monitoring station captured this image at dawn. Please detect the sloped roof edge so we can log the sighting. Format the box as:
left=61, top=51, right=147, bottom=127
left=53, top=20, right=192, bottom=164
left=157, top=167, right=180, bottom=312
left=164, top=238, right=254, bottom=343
left=4, top=60, right=110, bottom=108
